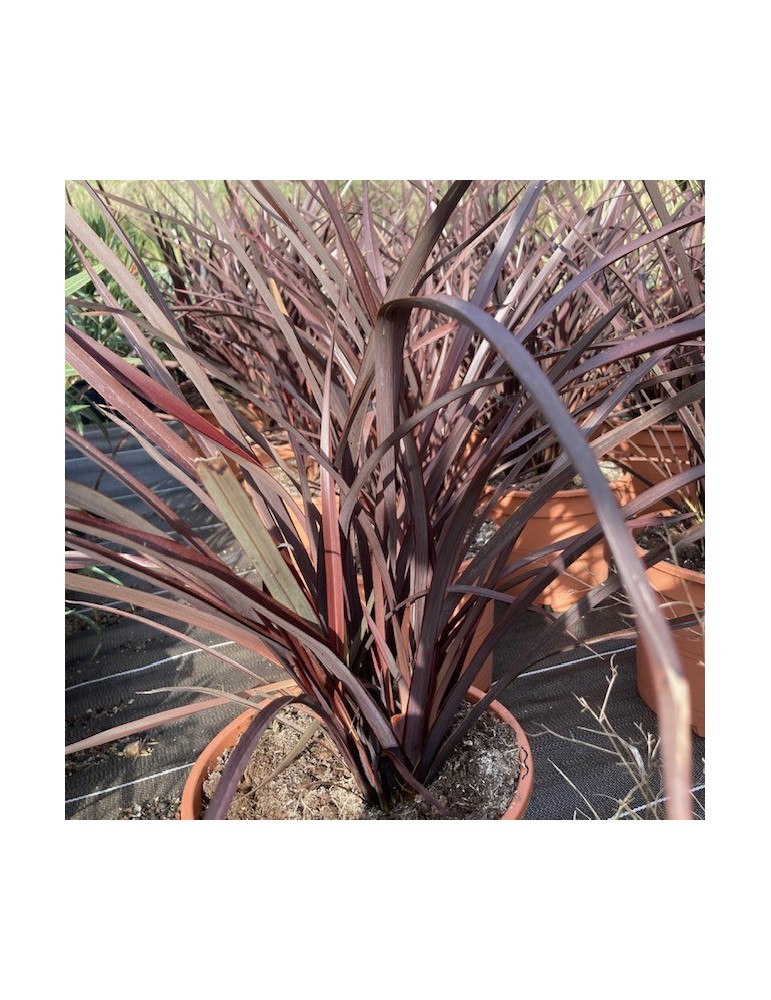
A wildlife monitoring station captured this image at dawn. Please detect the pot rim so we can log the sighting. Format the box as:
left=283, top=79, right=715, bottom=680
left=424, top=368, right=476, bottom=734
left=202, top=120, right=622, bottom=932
left=484, top=472, right=632, bottom=504
left=633, top=539, right=705, bottom=587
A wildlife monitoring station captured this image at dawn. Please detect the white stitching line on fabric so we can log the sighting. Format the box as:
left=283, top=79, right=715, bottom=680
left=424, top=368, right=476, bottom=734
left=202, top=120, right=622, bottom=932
left=66, top=641, right=236, bottom=692
left=65, top=763, right=197, bottom=805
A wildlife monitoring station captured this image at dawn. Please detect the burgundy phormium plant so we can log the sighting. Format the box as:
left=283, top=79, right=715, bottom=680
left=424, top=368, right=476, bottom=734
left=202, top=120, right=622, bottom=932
left=65, top=180, right=705, bottom=818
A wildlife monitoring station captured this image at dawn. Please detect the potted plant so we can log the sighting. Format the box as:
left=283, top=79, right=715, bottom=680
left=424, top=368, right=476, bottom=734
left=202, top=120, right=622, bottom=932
left=65, top=179, right=702, bottom=819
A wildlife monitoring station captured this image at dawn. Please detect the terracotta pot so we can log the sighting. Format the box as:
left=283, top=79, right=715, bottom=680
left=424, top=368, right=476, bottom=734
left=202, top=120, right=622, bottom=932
left=634, top=542, right=705, bottom=737
left=180, top=686, right=533, bottom=820
left=610, top=423, right=696, bottom=506
left=488, top=475, right=633, bottom=614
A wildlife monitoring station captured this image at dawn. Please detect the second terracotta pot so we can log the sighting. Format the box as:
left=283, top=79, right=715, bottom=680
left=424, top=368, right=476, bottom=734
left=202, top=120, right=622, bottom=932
left=610, top=423, right=696, bottom=506
left=489, top=476, right=632, bottom=614
left=634, top=542, right=705, bottom=737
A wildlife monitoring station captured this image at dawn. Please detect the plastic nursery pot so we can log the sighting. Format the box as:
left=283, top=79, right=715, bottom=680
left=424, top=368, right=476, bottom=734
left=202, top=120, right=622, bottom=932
left=180, top=686, right=533, bottom=820
left=488, top=475, right=633, bottom=615
left=609, top=423, right=695, bottom=507
left=634, top=542, right=705, bottom=738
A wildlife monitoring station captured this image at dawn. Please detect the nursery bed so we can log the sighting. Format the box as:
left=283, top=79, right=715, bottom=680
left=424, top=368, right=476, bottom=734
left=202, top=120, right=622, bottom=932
left=65, top=425, right=706, bottom=821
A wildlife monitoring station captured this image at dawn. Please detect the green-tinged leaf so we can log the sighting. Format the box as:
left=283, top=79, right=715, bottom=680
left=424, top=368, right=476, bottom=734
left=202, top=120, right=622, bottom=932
left=195, top=455, right=318, bottom=623
left=65, top=260, right=106, bottom=296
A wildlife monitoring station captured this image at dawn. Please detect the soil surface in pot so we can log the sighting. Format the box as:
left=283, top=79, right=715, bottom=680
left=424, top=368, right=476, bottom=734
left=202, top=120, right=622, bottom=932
left=569, top=460, right=628, bottom=488
left=466, top=519, right=498, bottom=555
left=201, top=704, right=521, bottom=820
left=637, top=526, right=705, bottom=574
